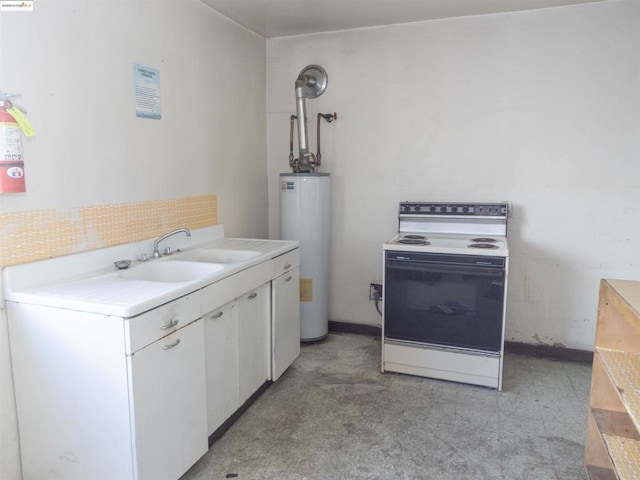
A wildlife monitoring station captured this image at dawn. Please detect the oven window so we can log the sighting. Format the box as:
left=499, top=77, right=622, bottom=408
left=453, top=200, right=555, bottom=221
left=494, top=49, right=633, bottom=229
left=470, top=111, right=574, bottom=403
left=384, top=261, right=505, bottom=352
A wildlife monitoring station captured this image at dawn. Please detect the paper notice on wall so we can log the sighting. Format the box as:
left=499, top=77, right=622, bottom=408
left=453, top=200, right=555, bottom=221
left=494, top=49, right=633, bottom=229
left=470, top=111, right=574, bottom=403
left=134, top=64, right=161, bottom=120
left=300, top=279, right=313, bottom=302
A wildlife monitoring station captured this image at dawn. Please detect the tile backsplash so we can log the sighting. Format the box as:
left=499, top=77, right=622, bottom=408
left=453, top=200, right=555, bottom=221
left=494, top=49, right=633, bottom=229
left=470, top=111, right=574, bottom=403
left=0, top=194, right=217, bottom=268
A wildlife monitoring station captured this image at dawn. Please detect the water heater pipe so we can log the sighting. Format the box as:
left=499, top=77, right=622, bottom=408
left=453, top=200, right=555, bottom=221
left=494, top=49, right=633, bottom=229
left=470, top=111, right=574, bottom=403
left=316, top=112, right=337, bottom=167
left=289, top=115, right=297, bottom=169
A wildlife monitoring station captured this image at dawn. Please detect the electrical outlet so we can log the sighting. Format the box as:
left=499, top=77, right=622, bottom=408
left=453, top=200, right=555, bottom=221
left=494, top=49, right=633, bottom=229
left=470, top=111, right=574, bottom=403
left=369, top=283, right=382, bottom=300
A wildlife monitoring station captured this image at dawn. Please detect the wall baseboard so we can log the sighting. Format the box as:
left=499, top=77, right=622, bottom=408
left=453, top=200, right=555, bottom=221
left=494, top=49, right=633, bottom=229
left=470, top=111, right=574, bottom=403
left=503, top=341, right=593, bottom=364
left=328, top=321, right=593, bottom=364
left=328, top=320, right=382, bottom=337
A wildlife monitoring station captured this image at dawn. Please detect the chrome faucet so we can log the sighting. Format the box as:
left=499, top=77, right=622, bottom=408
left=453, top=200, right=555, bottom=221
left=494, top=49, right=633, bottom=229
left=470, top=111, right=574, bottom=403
left=152, top=228, right=191, bottom=258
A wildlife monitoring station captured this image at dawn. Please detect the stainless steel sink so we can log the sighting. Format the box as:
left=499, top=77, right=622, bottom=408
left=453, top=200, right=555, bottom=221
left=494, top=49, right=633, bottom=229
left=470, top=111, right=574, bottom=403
left=178, top=249, right=260, bottom=264
left=118, top=260, right=225, bottom=283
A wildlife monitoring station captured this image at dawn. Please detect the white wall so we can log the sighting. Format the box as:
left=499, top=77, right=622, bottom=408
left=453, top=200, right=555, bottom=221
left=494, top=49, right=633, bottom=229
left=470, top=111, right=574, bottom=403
left=0, top=1, right=267, bottom=237
left=267, top=0, right=640, bottom=350
left=0, top=2, right=267, bottom=478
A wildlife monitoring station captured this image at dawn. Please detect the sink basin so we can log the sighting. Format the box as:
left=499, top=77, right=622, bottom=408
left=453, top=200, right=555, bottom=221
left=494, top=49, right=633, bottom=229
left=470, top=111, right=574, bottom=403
left=118, top=260, right=225, bottom=283
left=179, top=249, right=261, bottom=264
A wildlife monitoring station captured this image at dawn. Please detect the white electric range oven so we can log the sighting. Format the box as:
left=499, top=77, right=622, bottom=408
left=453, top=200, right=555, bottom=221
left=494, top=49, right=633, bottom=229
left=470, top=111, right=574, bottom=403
left=382, top=202, right=509, bottom=390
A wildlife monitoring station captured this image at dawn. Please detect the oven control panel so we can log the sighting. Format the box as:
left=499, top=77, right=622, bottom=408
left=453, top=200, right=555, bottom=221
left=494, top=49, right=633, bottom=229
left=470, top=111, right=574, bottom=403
left=400, top=202, right=508, bottom=217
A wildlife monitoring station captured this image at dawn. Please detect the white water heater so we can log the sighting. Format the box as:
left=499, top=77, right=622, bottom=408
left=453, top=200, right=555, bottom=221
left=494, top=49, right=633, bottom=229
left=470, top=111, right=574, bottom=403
left=280, top=173, right=330, bottom=341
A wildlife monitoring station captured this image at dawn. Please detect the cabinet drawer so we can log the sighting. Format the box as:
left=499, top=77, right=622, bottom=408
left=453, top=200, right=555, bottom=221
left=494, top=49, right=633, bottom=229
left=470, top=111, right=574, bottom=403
left=201, top=261, right=271, bottom=314
left=126, top=293, right=200, bottom=354
left=272, top=249, right=300, bottom=276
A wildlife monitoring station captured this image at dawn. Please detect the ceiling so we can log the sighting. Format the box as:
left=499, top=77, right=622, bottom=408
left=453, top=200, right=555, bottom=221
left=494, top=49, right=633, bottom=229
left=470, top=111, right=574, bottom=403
left=200, top=0, right=604, bottom=38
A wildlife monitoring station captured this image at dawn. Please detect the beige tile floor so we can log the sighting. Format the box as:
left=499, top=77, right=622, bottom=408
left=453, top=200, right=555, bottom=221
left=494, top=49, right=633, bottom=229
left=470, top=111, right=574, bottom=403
left=181, top=333, right=591, bottom=480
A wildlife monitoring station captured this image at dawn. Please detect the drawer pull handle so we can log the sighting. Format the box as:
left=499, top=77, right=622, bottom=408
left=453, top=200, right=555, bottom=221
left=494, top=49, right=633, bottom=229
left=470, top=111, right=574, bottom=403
left=284, top=263, right=292, bottom=270
left=284, top=276, right=292, bottom=282
left=163, top=338, right=181, bottom=350
left=248, top=292, right=258, bottom=300
left=160, top=319, right=179, bottom=330
left=210, top=311, right=224, bottom=319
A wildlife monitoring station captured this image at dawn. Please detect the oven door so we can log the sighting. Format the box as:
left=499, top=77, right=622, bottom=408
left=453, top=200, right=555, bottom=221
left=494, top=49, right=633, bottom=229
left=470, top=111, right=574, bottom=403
left=384, top=251, right=506, bottom=352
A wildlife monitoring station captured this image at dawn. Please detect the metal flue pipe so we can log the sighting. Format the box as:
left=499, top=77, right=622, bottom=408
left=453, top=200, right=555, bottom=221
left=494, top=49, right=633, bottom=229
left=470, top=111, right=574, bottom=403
left=295, top=79, right=310, bottom=163
left=293, top=65, right=328, bottom=173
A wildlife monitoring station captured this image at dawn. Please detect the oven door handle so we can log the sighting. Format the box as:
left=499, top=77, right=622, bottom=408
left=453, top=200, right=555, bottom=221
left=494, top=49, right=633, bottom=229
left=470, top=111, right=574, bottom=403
left=385, top=262, right=504, bottom=277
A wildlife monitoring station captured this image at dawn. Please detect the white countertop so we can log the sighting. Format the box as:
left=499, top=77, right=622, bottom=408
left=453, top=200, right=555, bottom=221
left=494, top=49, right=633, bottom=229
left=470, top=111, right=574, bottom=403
left=2, top=226, right=298, bottom=318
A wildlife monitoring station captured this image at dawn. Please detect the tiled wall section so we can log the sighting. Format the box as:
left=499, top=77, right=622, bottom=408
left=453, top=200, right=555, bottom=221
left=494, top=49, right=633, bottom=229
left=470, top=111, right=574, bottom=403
left=0, top=194, right=217, bottom=268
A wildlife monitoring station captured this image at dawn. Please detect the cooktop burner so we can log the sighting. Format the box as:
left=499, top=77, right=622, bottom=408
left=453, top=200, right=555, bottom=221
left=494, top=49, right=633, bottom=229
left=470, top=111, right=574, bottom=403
left=471, top=237, right=497, bottom=243
left=468, top=243, right=499, bottom=249
left=403, top=234, right=427, bottom=240
left=399, top=239, right=430, bottom=245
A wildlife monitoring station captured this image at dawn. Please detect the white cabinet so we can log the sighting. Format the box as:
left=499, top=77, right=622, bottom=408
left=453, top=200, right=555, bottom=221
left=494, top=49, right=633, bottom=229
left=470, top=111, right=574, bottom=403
left=126, top=293, right=207, bottom=480
left=204, top=301, right=239, bottom=435
left=272, top=266, right=300, bottom=380
left=237, top=283, right=270, bottom=403
left=7, top=294, right=207, bottom=480
left=6, top=242, right=302, bottom=480
left=129, top=319, right=207, bottom=480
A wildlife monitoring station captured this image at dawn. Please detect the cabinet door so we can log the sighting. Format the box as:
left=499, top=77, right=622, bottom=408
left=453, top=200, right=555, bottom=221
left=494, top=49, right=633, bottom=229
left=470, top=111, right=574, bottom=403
left=129, top=319, right=207, bottom=480
left=204, top=301, right=239, bottom=436
left=237, top=284, right=270, bottom=404
left=272, top=267, right=301, bottom=381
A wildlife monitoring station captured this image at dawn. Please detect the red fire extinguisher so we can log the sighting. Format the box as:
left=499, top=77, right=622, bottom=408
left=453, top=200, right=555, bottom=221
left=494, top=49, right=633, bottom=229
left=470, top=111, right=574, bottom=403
left=0, top=94, right=32, bottom=194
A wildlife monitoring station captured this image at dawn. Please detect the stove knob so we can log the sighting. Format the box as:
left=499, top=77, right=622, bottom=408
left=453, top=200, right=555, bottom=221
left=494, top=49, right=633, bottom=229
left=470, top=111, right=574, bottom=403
left=451, top=206, right=458, bottom=213
left=462, top=206, right=469, bottom=213
left=403, top=205, right=411, bottom=212
left=414, top=206, right=421, bottom=212
left=429, top=206, right=436, bottom=212
left=440, top=206, right=447, bottom=213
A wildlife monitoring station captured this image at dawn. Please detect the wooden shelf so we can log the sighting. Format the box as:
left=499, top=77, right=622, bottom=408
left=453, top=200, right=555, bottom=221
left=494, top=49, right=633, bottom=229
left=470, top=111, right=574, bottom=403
left=586, top=280, right=640, bottom=480
left=597, top=348, right=640, bottom=432
left=589, top=408, right=640, bottom=480
left=585, top=464, right=617, bottom=480
left=591, top=408, right=640, bottom=441
left=603, top=434, right=640, bottom=480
